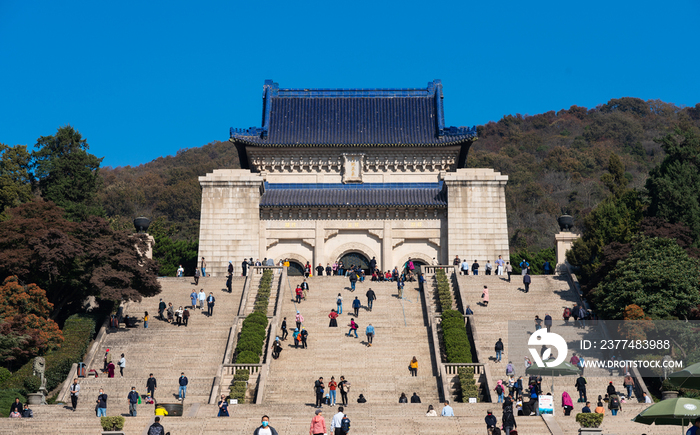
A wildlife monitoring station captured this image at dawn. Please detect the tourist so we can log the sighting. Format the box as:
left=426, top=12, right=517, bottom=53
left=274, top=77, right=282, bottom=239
left=207, top=292, right=215, bottom=316
left=314, top=377, right=325, bottom=407
left=271, top=337, right=282, bottom=359
left=365, top=323, right=375, bottom=346
left=218, top=394, right=229, bottom=416
left=304, top=261, right=311, bottom=278
left=418, top=272, right=425, bottom=291
left=495, top=380, right=505, bottom=403
left=594, top=401, right=605, bottom=414
left=523, top=274, right=531, bottom=293
left=326, top=263, right=332, bottom=276
left=148, top=416, right=166, bottom=435
left=563, top=306, right=571, bottom=325
left=399, top=392, right=408, bottom=403
left=623, top=372, right=634, bottom=399
left=336, top=293, right=343, bottom=314
left=349, top=270, right=357, bottom=291
left=96, top=388, right=108, bottom=417
left=543, top=260, right=552, bottom=275
left=519, top=259, right=529, bottom=275
left=328, top=309, right=338, bottom=327
left=347, top=319, right=358, bottom=338
left=10, top=397, right=22, bottom=415
left=411, top=392, right=421, bottom=403
left=118, top=353, right=126, bottom=377
left=166, top=303, right=174, bottom=323
left=177, top=264, right=184, bottom=277
left=460, top=258, right=469, bottom=275
left=441, top=400, right=455, bottom=416
left=183, top=307, right=190, bottom=326
left=544, top=313, right=552, bottom=332
left=296, top=285, right=303, bottom=303
left=21, top=403, right=33, bottom=418
left=562, top=391, right=574, bottom=416
left=505, top=261, right=513, bottom=282
left=198, top=289, right=206, bottom=310
left=301, top=327, right=309, bottom=348
left=178, top=372, right=188, bottom=400
left=331, top=406, right=345, bottom=434
left=310, top=409, right=326, bottom=435
left=301, top=279, right=310, bottom=298
left=327, top=377, right=338, bottom=407
left=581, top=401, right=591, bottom=413
left=496, top=255, right=505, bottom=275
left=575, top=374, right=587, bottom=403
left=454, top=255, right=461, bottom=266
left=472, top=259, right=480, bottom=275
left=409, top=356, right=418, bottom=376
left=190, top=290, right=197, bottom=310
left=502, top=406, right=517, bottom=434
left=242, top=258, right=248, bottom=276
left=316, top=263, right=324, bottom=276
left=107, top=360, right=116, bottom=378
left=127, top=386, right=139, bottom=416
left=465, top=305, right=474, bottom=315
left=281, top=317, right=288, bottom=339
left=397, top=277, right=404, bottom=298
left=143, top=311, right=149, bottom=328
left=103, top=348, right=112, bottom=372
left=253, top=415, right=278, bottom=435
left=146, top=374, right=157, bottom=398
left=293, top=328, right=301, bottom=348
left=485, top=260, right=493, bottom=275
left=339, top=376, right=350, bottom=405
left=158, top=298, right=166, bottom=320
left=201, top=257, right=206, bottom=277
left=643, top=392, right=652, bottom=403
left=69, top=378, right=80, bottom=411
left=228, top=261, right=234, bottom=275
left=352, top=297, right=361, bottom=317
left=356, top=394, right=366, bottom=403
left=608, top=394, right=621, bottom=415
left=338, top=261, right=344, bottom=276
left=482, top=286, right=490, bottom=307
left=426, top=405, right=437, bottom=416
left=495, top=338, right=504, bottom=363
left=366, top=287, right=376, bottom=311
left=194, top=268, right=200, bottom=285
left=296, top=311, right=304, bottom=329
left=175, top=306, right=183, bottom=326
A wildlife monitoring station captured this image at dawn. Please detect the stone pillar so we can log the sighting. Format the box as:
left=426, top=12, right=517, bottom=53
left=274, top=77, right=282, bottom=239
left=198, top=169, right=263, bottom=277
left=443, top=168, right=509, bottom=265
left=555, top=232, right=580, bottom=273
left=383, top=221, right=393, bottom=272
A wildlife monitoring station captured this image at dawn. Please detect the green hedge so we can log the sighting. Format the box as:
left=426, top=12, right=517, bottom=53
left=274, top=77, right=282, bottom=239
left=233, top=369, right=250, bottom=382
left=441, top=310, right=472, bottom=363
left=458, top=367, right=479, bottom=402
left=100, top=416, right=125, bottom=430
left=1, top=314, right=96, bottom=396
left=576, top=412, right=603, bottom=428
left=233, top=271, right=273, bottom=364
left=0, top=368, right=10, bottom=385
left=0, top=389, right=25, bottom=418
left=435, top=269, right=453, bottom=311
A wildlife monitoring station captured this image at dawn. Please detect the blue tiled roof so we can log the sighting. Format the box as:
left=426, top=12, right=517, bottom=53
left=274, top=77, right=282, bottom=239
left=260, top=183, right=447, bottom=208
left=230, top=79, right=476, bottom=147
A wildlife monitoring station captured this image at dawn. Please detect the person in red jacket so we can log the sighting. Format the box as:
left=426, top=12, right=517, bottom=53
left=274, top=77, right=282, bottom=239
left=310, top=409, right=326, bottom=435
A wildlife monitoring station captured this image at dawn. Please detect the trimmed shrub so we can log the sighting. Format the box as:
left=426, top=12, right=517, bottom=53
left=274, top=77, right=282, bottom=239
left=435, top=269, right=453, bottom=311
left=458, top=367, right=479, bottom=402
left=1, top=314, right=96, bottom=394
left=100, top=415, right=125, bottom=430
left=229, top=380, right=247, bottom=404
left=576, top=412, right=604, bottom=428
left=233, top=369, right=250, bottom=382
left=440, top=310, right=472, bottom=363
left=0, top=389, right=25, bottom=418
left=235, top=351, right=259, bottom=364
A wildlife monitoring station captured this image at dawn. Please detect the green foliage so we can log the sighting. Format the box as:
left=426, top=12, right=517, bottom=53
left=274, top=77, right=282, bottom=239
left=32, top=125, right=104, bottom=221
left=0, top=368, right=10, bottom=385
left=646, top=125, right=700, bottom=246
left=100, top=416, right=125, bottom=431
left=458, top=367, right=479, bottom=402
left=434, top=269, right=453, bottom=311
left=510, top=248, right=555, bottom=275
left=1, top=314, right=96, bottom=394
left=593, top=236, right=700, bottom=319
left=229, top=380, right=247, bottom=403
left=253, top=270, right=274, bottom=314
left=22, top=375, right=40, bottom=393
left=576, top=412, right=604, bottom=428
left=0, top=389, right=25, bottom=418
left=440, top=310, right=472, bottom=363
left=0, top=144, right=33, bottom=214
left=234, top=351, right=259, bottom=364
left=233, top=369, right=250, bottom=382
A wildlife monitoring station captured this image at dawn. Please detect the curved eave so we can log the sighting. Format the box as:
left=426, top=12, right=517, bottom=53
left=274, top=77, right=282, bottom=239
left=229, top=136, right=476, bottom=148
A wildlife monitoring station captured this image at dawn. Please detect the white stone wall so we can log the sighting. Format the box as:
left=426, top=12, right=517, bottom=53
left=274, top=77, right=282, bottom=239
left=444, top=168, right=510, bottom=265
left=198, top=169, right=263, bottom=277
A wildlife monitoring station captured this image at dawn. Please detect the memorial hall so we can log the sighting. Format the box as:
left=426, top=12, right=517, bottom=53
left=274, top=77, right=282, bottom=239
left=198, top=80, right=509, bottom=276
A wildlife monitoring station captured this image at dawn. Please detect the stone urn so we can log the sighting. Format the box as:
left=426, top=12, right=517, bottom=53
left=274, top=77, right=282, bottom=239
left=26, top=393, right=44, bottom=405
left=662, top=390, right=679, bottom=400
left=133, top=217, right=151, bottom=233
left=558, top=215, right=574, bottom=232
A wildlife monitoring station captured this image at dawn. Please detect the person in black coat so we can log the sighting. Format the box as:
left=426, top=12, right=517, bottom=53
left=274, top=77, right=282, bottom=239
left=9, top=398, right=22, bottom=414
left=485, top=410, right=497, bottom=431
left=410, top=393, right=421, bottom=403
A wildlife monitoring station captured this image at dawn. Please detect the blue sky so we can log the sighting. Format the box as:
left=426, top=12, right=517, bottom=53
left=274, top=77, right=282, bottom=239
left=1, top=0, right=699, bottom=168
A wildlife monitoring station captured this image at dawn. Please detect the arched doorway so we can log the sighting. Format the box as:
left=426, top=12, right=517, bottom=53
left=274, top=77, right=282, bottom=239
left=287, top=261, right=305, bottom=276
left=412, top=259, right=427, bottom=275
left=338, top=252, right=370, bottom=273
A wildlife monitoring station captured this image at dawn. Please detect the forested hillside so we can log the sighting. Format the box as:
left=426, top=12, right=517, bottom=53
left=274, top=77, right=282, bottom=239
left=99, top=97, right=700, bottom=252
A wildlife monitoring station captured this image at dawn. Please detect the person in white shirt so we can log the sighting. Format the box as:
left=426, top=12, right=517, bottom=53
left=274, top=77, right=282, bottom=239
left=331, top=407, right=346, bottom=435
left=426, top=405, right=437, bottom=416
left=643, top=392, right=653, bottom=403
left=118, top=354, right=126, bottom=377
left=460, top=260, right=469, bottom=276
left=253, top=415, right=278, bottom=435
left=198, top=289, right=206, bottom=310
left=177, top=265, right=184, bottom=277
left=441, top=400, right=455, bottom=416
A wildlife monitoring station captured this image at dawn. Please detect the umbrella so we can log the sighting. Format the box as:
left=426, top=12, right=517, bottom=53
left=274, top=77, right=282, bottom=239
left=525, top=359, right=580, bottom=392
left=632, top=397, right=700, bottom=434
left=668, top=362, right=700, bottom=390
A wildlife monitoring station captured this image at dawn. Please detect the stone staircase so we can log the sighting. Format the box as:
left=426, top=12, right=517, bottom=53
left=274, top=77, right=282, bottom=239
left=263, top=275, right=442, bottom=405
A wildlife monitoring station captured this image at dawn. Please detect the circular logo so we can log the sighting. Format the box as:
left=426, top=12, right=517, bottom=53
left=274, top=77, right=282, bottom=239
left=684, top=404, right=697, bottom=411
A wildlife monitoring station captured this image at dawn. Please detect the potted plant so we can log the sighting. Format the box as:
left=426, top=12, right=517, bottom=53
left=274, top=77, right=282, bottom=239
left=575, top=413, right=603, bottom=434
left=100, top=416, right=125, bottom=434
left=661, top=379, right=679, bottom=400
